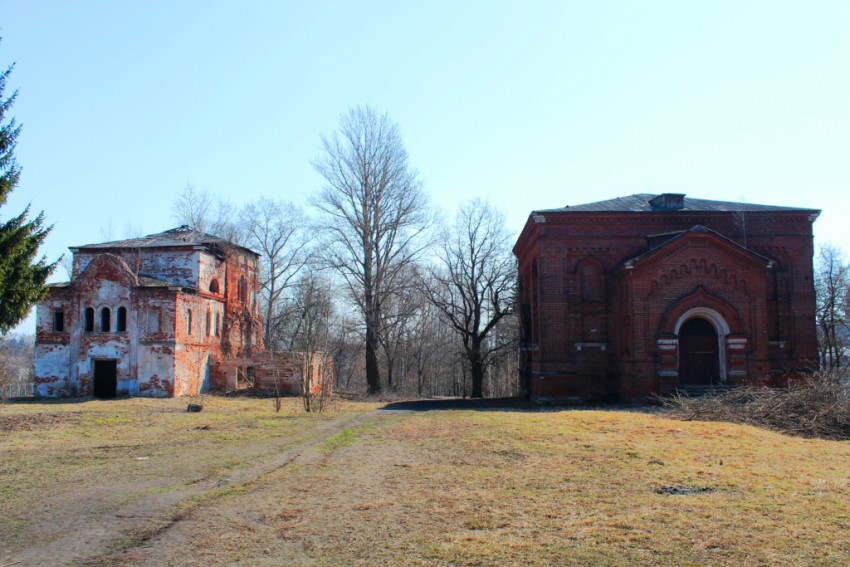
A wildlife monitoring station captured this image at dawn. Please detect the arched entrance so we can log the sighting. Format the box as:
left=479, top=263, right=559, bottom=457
left=678, top=318, right=719, bottom=385
left=674, top=308, right=729, bottom=385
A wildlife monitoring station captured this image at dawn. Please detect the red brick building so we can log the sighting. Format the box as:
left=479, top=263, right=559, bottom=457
left=513, top=194, right=820, bottom=402
left=34, top=226, right=330, bottom=398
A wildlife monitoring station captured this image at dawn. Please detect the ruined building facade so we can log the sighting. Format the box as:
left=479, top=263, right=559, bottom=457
left=514, top=194, right=820, bottom=402
left=34, top=226, right=320, bottom=398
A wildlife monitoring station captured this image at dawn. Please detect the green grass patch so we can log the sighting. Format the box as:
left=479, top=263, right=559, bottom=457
left=316, top=428, right=358, bottom=453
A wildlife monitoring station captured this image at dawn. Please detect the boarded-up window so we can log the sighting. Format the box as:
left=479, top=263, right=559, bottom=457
left=578, top=257, right=607, bottom=341
left=146, top=310, right=160, bottom=333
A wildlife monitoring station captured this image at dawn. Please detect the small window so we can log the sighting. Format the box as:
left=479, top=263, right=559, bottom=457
left=117, top=307, right=127, bottom=332
left=209, top=279, right=220, bottom=294
left=84, top=307, right=94, bottom=332
left=214, top=312, right=220, bottom=337
left=100, top=307, right=111, bottom=332
left=205, top=310, right=211, bottom=337
left=53, top=311, right=65, bottom=333
left=238, top=276, right=247, bottom=303
left=146, top=310, right=160, bottom=333
left=186, top=309, right=192, bottom=335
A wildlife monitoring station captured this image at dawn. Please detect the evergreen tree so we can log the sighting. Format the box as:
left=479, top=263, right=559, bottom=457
left=0, top=42, right=55, bottom=334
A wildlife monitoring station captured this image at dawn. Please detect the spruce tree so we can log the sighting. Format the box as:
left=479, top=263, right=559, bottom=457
left=0, top=41, right=55, bottom=334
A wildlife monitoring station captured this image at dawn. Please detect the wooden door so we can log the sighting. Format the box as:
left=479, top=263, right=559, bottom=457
left=679, top=318, right=719, bottom=385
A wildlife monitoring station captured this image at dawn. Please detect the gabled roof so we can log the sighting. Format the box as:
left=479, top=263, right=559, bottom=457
left=536, top=193, right=818, bottom=214
left=622, top=225, right=773, bottom=270
left=71, top=225, right=258, bottom=257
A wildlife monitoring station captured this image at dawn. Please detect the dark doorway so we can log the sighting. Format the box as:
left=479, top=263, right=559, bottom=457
left=93, top=360, right=118, bottom=398
left=679, top=318, right=719, bottom=385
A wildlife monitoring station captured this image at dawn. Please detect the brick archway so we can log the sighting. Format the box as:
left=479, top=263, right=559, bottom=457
left=674, top=308, right=729, bottom=383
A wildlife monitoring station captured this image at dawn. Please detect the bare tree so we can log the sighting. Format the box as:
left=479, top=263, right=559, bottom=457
left=375, top=263, right=428, bottom=391
left=240, top=198, right=310, bottom=349
left=171, top=183, right=242, bottom=243
left=425, top=199, right=516, bottom=398
left=815, top=244, right=850, bottom=375
left=311, top=106, right=431, bottom=394
left=288, top=271, right=334, bottom=412
left=1, top=333, right=33, bottom=399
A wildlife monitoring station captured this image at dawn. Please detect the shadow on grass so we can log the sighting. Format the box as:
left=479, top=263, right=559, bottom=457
left=380, top=397, right=662, bottom=414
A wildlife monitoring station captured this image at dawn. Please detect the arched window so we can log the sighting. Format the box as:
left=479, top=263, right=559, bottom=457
left=209, top=279, right=220, bottom=294
left=186, top=309, right=193, bottom=336
left=100, top=307, right=111, bottom=332
left=117, top=307, right=127, bottom=332
left=84, top=308, right=94, bottom=333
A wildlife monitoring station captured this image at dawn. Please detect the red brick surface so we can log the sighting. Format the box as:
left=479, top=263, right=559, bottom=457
left=514, top=203, right=819, bottom=401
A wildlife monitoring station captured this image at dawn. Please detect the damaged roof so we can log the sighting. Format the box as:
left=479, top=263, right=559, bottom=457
left=72, top=225, right=258, bottom=256
left=535, top=193, right=818, bottom=214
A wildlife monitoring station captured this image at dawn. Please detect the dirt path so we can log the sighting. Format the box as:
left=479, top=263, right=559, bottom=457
left=104, top=407, right=422, bottom=566
left=3, top=409, right=380, bottom=567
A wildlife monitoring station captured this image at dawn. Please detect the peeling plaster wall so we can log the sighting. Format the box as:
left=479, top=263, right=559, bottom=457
left=136, top=344, right=175, bottom=397
left=34, top=343, right=72, bottom=396
left=134, top=288, right=179, bottom=396
left=198, top=251, right=227, bottom=295
left=35, top=242, right=284, bottom=399
left=74, top=249, right=200, bottom=288
left=35, top=291, right=74, bottom=395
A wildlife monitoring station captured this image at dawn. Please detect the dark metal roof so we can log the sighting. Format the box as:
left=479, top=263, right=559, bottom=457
left=72, top=225, right=257, bottom=256
left=536, top=193, right=818, bottom=214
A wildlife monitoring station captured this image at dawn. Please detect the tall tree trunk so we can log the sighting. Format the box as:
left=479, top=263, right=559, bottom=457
left=386, top=355, right=395, bottom=390
left=365, top=321, right=381, bottom=394
left=470, top=345, right=484, bottom=398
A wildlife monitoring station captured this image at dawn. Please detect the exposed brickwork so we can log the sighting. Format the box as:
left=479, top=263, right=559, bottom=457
left=514, top=195, right=819, bottom=401
left=34, top=226, right=331, bottom=399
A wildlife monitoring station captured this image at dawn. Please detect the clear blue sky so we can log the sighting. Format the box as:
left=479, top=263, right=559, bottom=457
left=3, top=0, right=849, bottom=334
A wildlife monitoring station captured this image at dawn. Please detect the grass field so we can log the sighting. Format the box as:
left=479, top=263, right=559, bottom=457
left=2, top=396, right=849, bottom=565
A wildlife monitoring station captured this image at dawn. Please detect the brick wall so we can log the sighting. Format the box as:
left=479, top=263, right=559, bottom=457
left=514, top=207, right=819, bottom=401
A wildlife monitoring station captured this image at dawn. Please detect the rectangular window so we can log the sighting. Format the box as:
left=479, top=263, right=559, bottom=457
left=146, top=310, right=160, bottom=333
left=53, top=311, right=65, bottom=333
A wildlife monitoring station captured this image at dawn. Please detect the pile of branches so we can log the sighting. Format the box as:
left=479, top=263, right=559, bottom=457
left=660, top=373, right=850, bottom=440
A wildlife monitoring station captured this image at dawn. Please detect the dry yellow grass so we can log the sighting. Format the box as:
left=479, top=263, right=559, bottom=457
left=2, top=399, right=849, bottom=565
